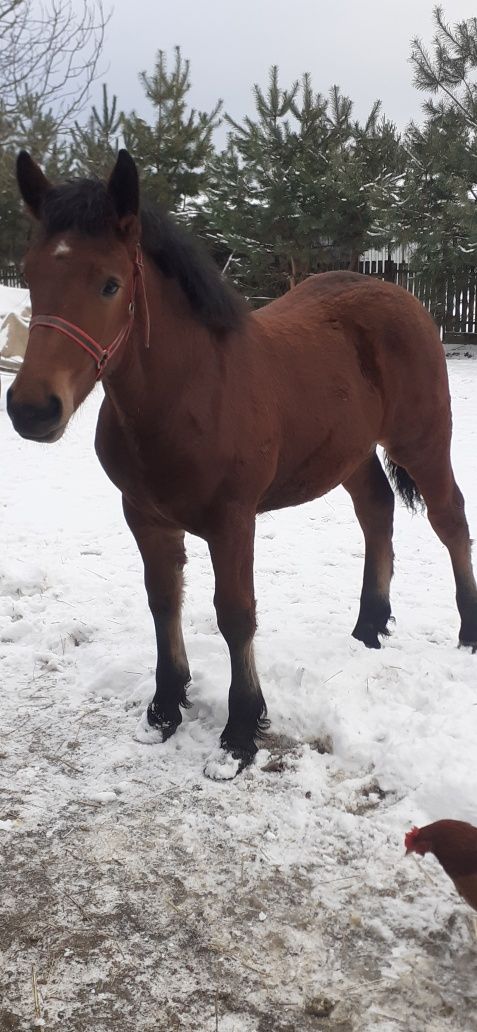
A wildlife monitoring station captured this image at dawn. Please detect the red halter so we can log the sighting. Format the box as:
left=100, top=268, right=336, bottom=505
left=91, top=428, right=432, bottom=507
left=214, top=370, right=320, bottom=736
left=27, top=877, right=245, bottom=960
left=28, top=244, right=150, bottom=379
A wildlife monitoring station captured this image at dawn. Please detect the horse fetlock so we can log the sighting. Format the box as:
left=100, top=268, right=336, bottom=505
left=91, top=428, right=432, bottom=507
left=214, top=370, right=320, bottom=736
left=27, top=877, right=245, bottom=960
left=220, top=710, right=269, bottom=764
left=220, top=725, right=258, bottom=756
left=457, top=593, right=477, bottom=650
left=352, top=594, right=392, bottom=649
left=155, top=666, right=191, bottom=709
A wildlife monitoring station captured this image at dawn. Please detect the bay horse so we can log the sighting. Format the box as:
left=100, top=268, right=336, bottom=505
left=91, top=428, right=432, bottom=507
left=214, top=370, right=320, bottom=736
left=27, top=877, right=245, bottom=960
left=8, top=150, right=477, bottom=778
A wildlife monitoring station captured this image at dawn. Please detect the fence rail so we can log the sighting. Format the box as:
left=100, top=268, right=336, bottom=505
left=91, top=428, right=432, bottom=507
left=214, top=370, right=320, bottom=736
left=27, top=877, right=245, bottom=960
left=2, top=261, right=477, bottom=342
left=358, top=259, right=477, bottom=341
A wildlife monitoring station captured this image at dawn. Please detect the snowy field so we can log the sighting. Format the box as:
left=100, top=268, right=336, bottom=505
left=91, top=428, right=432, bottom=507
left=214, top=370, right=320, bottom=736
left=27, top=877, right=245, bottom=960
left=1, top=356, right=477, bottom=1032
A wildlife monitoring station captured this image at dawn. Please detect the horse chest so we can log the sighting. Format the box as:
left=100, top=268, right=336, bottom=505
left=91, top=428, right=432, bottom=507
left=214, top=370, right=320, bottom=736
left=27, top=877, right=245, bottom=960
left=95, top=404, right=212, bottom=530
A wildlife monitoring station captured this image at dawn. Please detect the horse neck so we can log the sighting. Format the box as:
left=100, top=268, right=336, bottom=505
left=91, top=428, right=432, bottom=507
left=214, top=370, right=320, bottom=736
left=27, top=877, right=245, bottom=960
left=102, top=261, right=220, bottom=422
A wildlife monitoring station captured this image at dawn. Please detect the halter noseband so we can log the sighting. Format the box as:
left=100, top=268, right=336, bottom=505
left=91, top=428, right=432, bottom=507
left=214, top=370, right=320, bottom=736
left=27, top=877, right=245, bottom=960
left=28, top=244, right=150, bottom=379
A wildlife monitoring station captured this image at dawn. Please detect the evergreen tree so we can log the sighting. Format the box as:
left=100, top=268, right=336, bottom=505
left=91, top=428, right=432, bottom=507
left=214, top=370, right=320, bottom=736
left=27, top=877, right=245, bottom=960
left=411, top=5, right=477, bottom=129
left=403, top=7, right=477, bottom=279
left=0, top=92, right=71, bottom=265
left=0, top=118, right=26, bottom=266
left=71, top=85, right=122, bottom=177
left=203, top=68, right=335, bottom=300
left=402, top=109, right=476, bottom=268
left=327, top=102, right=405, bottom=265
left=202, top=68, right=403, bottom=302
left=122, top=46, right=222, bottom=214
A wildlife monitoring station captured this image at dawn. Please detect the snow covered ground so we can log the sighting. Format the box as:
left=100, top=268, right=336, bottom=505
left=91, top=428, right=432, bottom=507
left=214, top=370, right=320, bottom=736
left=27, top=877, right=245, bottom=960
left=1, top=357, right=477, bottom=1031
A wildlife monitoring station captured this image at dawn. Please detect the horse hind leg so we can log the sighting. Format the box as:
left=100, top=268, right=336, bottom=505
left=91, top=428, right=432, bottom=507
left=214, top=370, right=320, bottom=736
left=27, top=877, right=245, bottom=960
left=343, top=451, right=395, bottom=649
left=387, top=448, right=477, bottom=650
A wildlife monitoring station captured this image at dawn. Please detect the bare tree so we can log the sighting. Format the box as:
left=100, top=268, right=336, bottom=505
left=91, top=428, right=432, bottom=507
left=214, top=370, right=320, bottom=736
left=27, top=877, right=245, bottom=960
left=0, top=0, right=108, bottom=128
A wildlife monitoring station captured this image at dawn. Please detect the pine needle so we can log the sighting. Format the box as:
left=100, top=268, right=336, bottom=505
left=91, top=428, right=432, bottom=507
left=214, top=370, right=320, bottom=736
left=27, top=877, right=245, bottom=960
left=32, top=963, right=41, bottom=1019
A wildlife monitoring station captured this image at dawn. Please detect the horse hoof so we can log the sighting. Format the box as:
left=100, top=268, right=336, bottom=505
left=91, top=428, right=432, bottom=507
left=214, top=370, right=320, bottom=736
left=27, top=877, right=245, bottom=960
left=204, top=746, right=251, bottom=780
left=363, top=636, right=382, bottom=650
left=133, top=707, right=179, bottom=744
left=134, top=709, right=165, bottom=743
left=352, top=627, right=382, bottom=650
left=458, top=639, right=477, bottom=654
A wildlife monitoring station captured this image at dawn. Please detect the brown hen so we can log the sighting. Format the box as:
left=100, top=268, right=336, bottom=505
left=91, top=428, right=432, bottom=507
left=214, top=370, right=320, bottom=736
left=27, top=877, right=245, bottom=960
left=405, top=820, right=477, bottom=911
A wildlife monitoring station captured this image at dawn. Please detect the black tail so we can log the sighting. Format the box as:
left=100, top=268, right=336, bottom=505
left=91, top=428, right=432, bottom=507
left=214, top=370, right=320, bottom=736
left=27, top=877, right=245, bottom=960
left=384, top=455, right=425, bottom=513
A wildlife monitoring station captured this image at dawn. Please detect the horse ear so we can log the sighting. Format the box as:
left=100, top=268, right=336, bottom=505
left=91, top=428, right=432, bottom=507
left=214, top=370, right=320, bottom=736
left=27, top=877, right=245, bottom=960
left=16, top=151, right=51, bottom=219
left=107, top=150, right=139, bottom=221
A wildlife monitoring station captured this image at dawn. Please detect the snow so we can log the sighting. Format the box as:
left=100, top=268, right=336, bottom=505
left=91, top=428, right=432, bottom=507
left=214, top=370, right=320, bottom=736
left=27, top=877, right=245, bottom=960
left=1, top=359, right=477, bottom=1030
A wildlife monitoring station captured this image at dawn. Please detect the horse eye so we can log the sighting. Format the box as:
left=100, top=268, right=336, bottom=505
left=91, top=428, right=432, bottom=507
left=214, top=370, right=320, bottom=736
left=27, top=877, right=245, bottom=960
left=101, top=278, right=120, bottom=297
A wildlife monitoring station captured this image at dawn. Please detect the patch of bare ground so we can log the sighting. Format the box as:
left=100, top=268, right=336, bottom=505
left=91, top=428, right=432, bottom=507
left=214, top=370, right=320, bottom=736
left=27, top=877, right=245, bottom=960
left=1, top=708, right=477, bottom=1032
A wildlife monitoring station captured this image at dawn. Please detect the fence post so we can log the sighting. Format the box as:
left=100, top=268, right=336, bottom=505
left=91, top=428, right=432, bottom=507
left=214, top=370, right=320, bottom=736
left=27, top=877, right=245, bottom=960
left=383, top=258, right=396, bottom=283
left=0, top=265, right=24, bottom=288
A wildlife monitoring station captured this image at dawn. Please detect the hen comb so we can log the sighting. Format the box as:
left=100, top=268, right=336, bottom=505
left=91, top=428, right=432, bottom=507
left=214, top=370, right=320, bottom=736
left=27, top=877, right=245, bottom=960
left=404, top=826, right=421, bottom=851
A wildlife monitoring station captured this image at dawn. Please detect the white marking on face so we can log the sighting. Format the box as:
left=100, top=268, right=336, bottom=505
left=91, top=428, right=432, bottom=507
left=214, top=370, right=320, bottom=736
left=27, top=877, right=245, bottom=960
left=52, top=240, right=71, bottom=257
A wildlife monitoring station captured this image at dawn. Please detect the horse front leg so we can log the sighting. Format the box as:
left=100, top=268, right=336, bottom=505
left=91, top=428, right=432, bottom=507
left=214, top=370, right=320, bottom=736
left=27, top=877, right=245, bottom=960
left=205, top=507, right=269, bottom=779
left=123, top=500, right=191, bottom=742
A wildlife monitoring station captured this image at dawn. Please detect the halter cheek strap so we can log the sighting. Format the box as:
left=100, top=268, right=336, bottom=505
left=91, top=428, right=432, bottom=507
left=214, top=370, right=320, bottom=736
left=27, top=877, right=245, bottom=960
left=28, top=244, right=150, bottom=379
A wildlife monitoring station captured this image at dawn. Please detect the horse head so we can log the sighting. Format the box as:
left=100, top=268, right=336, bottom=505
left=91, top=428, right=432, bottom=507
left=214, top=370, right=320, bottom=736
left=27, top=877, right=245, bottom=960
left=7, top=150, right=141, bottom=441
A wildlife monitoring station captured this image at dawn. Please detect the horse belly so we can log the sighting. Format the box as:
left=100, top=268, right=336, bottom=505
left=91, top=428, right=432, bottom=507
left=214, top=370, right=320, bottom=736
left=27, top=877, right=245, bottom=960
left=258, top=407, right=378, bottom=512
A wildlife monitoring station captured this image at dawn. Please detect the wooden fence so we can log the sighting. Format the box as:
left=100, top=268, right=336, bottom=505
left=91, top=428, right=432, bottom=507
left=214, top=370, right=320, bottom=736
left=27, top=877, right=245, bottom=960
left=2, top=260, right=477, bottom=342
left=0, top=266, right=25, bottom=288
left=358, top=259, right=477, bottom=342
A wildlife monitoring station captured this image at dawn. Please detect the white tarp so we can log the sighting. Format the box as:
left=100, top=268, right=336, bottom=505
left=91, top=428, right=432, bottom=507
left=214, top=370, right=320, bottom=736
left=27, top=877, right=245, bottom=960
left=0, top=284, right=30, bottom=361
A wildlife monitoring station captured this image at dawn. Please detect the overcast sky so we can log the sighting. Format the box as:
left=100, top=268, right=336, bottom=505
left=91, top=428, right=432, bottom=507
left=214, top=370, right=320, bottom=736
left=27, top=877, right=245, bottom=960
left=93, top=0, right=476, bottom=136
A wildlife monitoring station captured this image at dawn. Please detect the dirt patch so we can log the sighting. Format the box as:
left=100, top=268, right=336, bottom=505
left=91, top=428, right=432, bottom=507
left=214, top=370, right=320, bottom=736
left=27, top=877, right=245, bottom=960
left=2, top=738, right=477, bottom=1032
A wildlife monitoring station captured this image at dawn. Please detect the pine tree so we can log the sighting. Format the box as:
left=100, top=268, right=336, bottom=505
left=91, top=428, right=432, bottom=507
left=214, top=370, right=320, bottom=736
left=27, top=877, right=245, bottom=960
left=0, top=125, right=26, bottom=265
left=411, top=5, right=477, bottom=129
left=71, top=85, right=122, bottom=177
left=194, top=141, right=255, bottom=290
left=403, top=8, right=477, bottom=278
left=203, top=68, right=333, bottom=300
left=0, top=92, right=70, bottom=265
left=326, top=102, right=405, bottom=267
left=202, top=68, right=403, bottom=302
left=122, top=46, right=222, bottom=214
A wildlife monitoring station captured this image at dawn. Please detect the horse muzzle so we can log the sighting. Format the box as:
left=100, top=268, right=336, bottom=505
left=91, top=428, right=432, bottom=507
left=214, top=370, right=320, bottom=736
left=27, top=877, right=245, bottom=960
left=6, top=387, right=66, bottom=442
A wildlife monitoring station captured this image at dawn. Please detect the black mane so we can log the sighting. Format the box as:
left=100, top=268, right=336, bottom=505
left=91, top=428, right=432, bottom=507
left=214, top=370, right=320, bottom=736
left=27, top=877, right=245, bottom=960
left=39, top=179, right=246, bottom=336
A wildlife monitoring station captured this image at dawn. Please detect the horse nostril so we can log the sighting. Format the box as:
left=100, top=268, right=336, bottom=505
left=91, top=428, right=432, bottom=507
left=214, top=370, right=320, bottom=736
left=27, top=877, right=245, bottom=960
left=47, top=394, right=62, bottom=422
left=7, top=391, right=64, bottom=440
